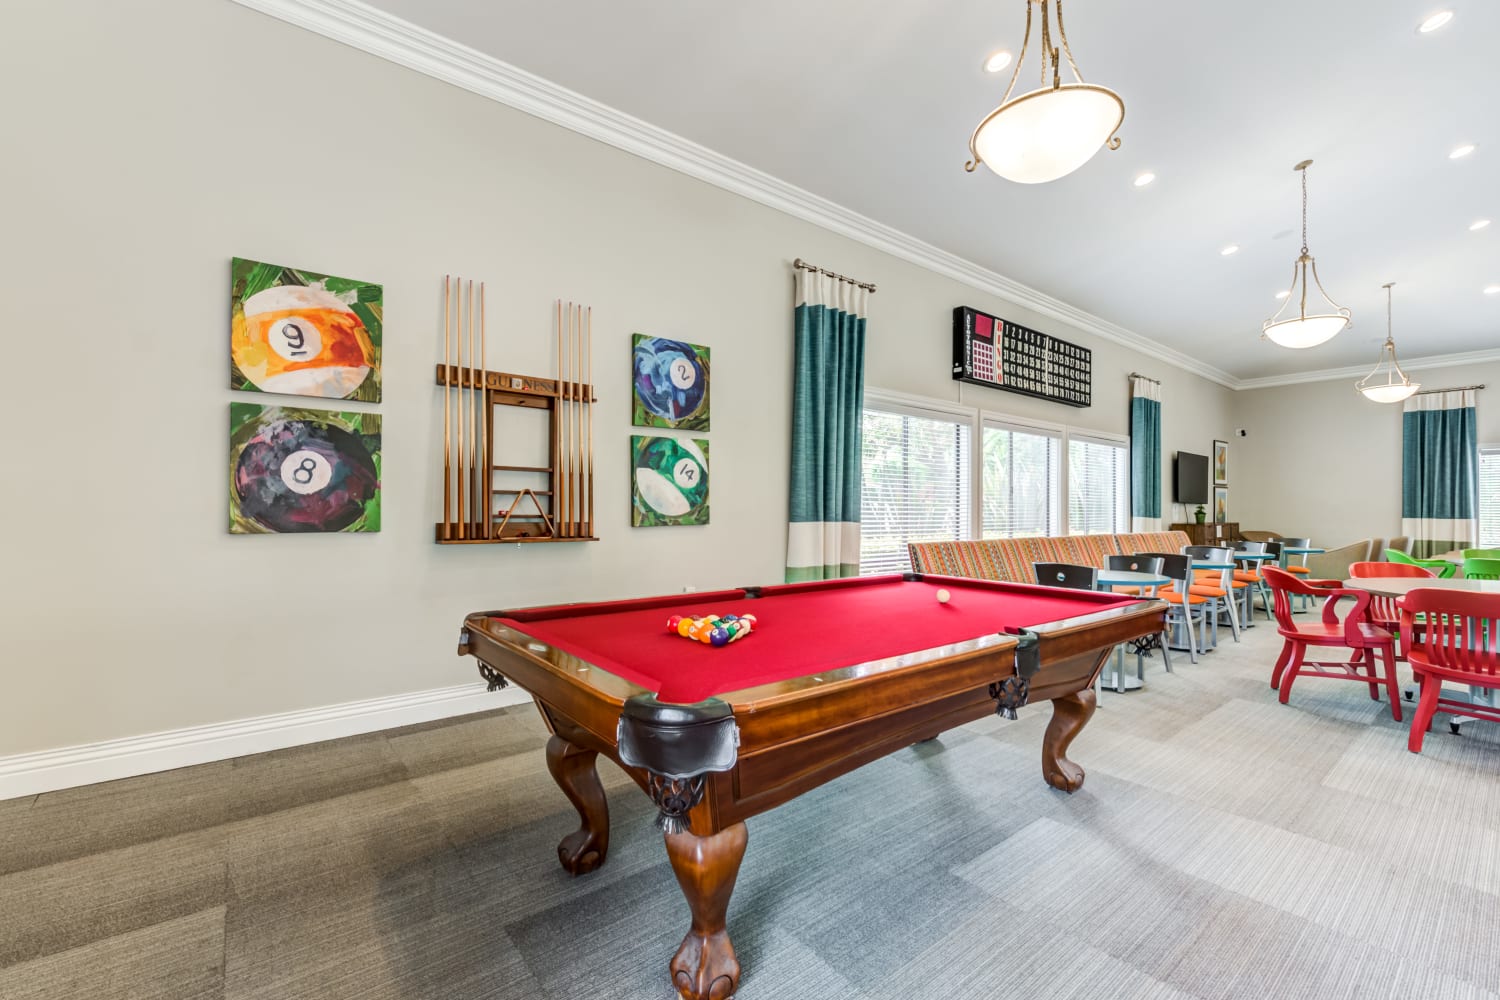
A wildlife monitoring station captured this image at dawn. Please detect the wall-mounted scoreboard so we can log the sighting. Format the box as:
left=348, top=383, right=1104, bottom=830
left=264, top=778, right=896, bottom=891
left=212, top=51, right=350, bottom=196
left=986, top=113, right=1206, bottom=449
left=952, top=306, right=1092, bottom=408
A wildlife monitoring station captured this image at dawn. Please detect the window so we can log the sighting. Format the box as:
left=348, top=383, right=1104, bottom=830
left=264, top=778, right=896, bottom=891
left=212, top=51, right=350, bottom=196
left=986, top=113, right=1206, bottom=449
left=860, top=404, right=972, bottom=574
left=981, top=421, right=1061, bottom=538
left=1480, top=447, right=1500, bottom=547
left=1067, top=435, right=1129, bottom=534
left=857, top=391, right=1132, bottom=571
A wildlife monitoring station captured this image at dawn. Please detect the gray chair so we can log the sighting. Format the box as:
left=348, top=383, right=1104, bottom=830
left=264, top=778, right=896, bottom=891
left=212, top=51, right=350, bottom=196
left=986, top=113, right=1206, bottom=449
left=1183, top=545, right=1242, bottom=645
left=1233, top=540, right=1273, bottom=620
left=1032, top=563, right=1098, bottom=590
left=1105, top=554, right=1164, bottom=575
left=1102, top=554, right=1169, bottom=684
left=1138, top=553, right=1202, bottom=665
left=1275, top=537, right=1315, bottom=611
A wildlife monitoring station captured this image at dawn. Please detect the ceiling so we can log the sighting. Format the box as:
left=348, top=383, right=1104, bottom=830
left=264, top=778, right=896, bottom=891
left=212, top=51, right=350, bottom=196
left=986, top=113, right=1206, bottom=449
left=360, top=0, right=1499, bottom=383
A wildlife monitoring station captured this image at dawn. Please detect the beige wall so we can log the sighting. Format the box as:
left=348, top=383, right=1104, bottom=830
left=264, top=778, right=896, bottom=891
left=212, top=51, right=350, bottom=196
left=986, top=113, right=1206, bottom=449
left=1230, top=360, right=1500, bottom=547
left=0, top=0, right=1233, bottom=758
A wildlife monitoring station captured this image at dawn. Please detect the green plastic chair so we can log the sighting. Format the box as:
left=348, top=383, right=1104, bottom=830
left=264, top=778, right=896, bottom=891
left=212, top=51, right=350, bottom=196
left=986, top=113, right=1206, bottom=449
left=1386, top=549, right=1456, bottom=579
left=1462, top=557, right=1500, bottom=581
left=1461, top=548, right=1500, bottom=560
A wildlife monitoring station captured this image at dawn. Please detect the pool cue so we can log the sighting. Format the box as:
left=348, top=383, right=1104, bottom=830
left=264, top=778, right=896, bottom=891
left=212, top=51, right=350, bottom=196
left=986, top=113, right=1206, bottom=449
left=457, top=280, right=468, bottom=539
left=585, top=306, right=594, bottom=537
left=480, top=281, right=490, bottom=540
left=567, top=302, right=579, bottom=536
left=573, top=303, right=583, bottom=537
left=468, top=278, right=478, bottom=538
left=555, top=300, right=566, bottom=537
left=563, top=303, right=572, bottom=538
left=442, top=275, right=452, bottom=540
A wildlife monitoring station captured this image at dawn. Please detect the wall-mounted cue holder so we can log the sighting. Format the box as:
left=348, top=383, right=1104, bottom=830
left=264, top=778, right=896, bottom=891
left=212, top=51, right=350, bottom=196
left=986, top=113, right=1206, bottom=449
left=952, top=305, right=1092, bottom=407
left=435, top=279, right=597, bottom=544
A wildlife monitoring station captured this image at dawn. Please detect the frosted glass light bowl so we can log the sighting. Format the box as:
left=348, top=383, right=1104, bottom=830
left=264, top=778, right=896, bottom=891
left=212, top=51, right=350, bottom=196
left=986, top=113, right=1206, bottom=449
left=970, top=84, right=1125, bottom=184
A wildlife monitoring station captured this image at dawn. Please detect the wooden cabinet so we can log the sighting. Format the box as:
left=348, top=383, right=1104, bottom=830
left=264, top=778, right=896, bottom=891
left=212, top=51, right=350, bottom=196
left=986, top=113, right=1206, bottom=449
left=1171, top=522, right=1241, bottom=546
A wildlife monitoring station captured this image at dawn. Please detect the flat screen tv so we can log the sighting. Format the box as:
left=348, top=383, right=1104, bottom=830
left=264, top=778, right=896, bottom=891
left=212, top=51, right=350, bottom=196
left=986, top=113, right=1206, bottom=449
left=1174, top=452, right=1209, bottom=504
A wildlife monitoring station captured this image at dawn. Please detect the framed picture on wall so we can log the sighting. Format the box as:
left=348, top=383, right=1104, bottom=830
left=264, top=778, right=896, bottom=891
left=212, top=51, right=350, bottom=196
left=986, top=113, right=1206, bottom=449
left=1213, top=485, right=1229, bottom=523
left=1213, top=439, right=1228, bottom=485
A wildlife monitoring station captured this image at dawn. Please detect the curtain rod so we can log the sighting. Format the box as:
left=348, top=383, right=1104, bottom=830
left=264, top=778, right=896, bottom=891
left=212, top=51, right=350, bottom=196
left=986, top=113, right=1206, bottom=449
left=1128, top=372, right=1160, bottom=384
left=1415, top=384, right=1485, bottom=395
left=793, top=258, right=877, bottom=293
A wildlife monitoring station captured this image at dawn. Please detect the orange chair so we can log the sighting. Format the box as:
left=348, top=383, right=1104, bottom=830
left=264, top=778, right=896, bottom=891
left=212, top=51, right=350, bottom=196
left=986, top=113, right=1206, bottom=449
left=1262, top=566, right=1402, bottom=720
left=1348, top=561, right=1433, bottom=661
left=1399, top=589, right=1500, bottom=752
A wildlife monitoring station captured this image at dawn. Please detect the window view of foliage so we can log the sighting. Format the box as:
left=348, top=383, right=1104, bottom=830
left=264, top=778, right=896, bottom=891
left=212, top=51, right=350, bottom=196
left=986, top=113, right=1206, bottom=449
left=860, top=410, right=970, bottom=574
left=1069, top=438, right=1127, bottom=534
left=982, top=426, right=1058, bottom=538
left=858, top=405, right=1129, bottom=573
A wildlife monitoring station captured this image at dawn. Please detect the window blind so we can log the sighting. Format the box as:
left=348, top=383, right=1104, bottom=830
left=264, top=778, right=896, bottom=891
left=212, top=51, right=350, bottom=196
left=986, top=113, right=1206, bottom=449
left=1068, top=437, right=1129, bottom=535
left=860, top=408, right=972, bottom=574
left=982, top=422, right=1061, bottom=538
left=1480, top=448, right=1500, bottom=547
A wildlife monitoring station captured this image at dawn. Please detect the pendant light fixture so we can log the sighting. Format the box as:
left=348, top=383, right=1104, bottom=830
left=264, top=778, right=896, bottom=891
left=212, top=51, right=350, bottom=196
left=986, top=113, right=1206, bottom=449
left=1356, top=283, right=1420, bottom=403
left=1263, top=160, right=1351, bottom=348
left=965, top=0, right=1124, bottom=184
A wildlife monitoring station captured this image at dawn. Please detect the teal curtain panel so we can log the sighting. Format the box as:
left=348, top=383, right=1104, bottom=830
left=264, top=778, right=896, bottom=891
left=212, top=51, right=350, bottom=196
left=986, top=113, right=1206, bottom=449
left=1401, top=389, right=1478, bottom=557
left=1129, top=375, right=1162, bottom=531
left=786, top=267, right=869, bottom=581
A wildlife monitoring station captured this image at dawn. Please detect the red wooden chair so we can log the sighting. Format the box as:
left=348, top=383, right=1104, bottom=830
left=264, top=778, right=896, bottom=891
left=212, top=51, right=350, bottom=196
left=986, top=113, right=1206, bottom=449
left=1262, top=566, right=1402, bottom=720
left=1348, top=561, right=1433, bottom=662
left=1399, top=590, right=1500, bottom=752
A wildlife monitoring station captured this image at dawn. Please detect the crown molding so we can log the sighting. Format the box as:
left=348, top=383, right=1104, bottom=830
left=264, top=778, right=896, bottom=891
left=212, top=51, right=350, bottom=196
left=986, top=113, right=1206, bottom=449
left=227, top=0, right=1238, bottom=389
left=1234, top=346, right=1500, bottom=391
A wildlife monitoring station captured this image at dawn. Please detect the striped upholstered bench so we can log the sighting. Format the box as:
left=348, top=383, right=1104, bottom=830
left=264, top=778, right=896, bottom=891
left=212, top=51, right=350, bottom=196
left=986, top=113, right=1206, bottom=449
left=907, top=532, right=1192, bottom=583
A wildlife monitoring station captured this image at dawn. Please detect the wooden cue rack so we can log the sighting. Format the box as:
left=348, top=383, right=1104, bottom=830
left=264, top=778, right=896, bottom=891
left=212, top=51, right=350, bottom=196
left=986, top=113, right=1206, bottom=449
left=435, top=279, right=597, bottom=544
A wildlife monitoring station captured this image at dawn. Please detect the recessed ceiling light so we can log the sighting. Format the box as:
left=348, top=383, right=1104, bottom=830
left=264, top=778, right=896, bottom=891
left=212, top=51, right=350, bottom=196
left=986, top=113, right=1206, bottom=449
left=1133, top=172, right=1156, bottom=187
left=1419, top=10, right=1454, bottom=32
left=1486, top=285, right=1500, bottom=295
left=1471, top=219, right=1492, bottom=231
left=983, top=50, right=1012, bottom=73
left=1450, top=144, right=1476, bottom=159
left=1221, top=245, right=1240, bottom=256
left=1275, top=290, right=1290, bottom=299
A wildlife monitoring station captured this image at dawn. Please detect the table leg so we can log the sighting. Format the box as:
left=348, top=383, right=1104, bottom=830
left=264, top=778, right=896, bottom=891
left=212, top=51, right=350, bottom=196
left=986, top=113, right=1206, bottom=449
left=544, top=734, right=610, bottom=875
left=665, top=822, right=747, bottom=1000
left=1042, top=688, right=1097, bottom=793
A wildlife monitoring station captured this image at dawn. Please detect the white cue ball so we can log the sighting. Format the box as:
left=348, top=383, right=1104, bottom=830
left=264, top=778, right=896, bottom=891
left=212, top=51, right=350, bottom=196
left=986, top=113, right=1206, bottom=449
left=936, top=589, right=951, bottom=604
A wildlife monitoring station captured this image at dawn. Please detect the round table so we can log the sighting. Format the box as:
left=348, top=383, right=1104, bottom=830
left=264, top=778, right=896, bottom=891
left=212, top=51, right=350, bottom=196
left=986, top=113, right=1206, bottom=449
left=1344, top=576, right=1500, bottom=597
left=1097, top=570, right=1170, bottom=591
left=1343, top=576, right=1500, bottom=729
left=1095, top=571, right=1170, bottom=691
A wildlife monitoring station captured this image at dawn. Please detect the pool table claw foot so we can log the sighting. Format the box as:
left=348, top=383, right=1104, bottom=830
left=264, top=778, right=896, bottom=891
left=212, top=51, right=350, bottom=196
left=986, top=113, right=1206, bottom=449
left=545, top=735, right=610, bottom=875
left=666, top=822, right=747, bottom=1000
left=1042, top=689, right=1096, bottom=793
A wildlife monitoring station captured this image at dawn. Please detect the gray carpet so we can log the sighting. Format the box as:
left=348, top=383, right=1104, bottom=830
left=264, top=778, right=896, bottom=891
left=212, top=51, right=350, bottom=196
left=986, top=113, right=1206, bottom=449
left=3, top=620, right=1500, bottom=999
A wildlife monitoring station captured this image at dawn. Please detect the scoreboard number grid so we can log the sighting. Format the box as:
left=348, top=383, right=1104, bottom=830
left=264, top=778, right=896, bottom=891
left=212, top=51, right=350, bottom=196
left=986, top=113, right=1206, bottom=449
left=951, top=306, right=1092, bottom=408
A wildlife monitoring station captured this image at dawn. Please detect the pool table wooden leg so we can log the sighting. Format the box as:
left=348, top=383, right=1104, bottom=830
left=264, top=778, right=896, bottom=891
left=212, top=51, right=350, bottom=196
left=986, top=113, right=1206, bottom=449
left=544, top=734, right=610, bottom=875
left=1042, top=688, right=1096, bottom=793
left=665, top=821, right=747, bottom=1000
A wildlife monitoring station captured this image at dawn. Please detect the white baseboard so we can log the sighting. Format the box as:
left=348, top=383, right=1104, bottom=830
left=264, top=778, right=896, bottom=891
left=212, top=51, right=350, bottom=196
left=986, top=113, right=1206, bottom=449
left=0, top=682, right=530, bottom=801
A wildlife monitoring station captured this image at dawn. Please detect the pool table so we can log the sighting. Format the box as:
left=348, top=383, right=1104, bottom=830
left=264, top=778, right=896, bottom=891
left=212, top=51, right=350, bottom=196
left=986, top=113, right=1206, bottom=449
left=457, top=573, right=1163, bottom=999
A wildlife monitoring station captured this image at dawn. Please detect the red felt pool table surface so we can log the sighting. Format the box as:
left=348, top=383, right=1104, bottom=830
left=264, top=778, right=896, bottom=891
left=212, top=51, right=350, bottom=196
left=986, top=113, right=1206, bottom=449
left=495, top=574, right=1137, bottom=703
